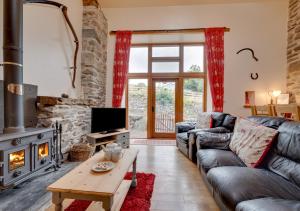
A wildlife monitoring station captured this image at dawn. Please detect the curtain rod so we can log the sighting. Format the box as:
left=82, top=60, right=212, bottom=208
left=109, top=27, right=230, bottom=35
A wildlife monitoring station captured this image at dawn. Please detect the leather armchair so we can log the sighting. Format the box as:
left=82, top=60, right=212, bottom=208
left=176, top=112, right=236, bottom=162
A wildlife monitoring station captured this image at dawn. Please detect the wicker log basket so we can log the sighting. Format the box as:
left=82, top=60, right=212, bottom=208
left=70, top=143, right=95, bottom=161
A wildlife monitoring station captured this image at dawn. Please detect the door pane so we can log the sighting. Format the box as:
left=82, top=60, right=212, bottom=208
left=152, top=62, right=179, bottom=73
left=128, top=79, right=148, bottom=138
left=129, top=47, right=148, bottom=73
left=184, top=46, right=204, bottom=72
left=183, top=78, right=204, bottom=121
left=155, top=81, right=176, bottom=133
left=152, top=46, right=179, bottom=57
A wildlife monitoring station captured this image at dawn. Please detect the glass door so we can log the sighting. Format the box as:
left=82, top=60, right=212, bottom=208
left=152, top=79, right=178, bottom=138
left=127, top=79, right=148, bottom=139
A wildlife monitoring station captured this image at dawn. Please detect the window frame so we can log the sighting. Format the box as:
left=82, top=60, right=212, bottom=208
left=126, top=42, right=207, bottom=138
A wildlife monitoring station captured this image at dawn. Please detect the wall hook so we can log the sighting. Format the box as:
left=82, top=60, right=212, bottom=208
left=237, top=48, right=259, bottom=62
left=251, top=73, right=259, bottom=80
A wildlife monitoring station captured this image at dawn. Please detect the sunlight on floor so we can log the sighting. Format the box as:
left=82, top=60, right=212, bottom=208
left=130, top=139, right=176, bottom=146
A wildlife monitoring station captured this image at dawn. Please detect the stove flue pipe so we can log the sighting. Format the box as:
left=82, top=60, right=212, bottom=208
left=3, top=0, right=25, bottom=133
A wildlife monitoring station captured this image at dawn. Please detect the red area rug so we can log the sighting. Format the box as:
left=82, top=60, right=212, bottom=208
left=65, top=172, right=156, bottom=211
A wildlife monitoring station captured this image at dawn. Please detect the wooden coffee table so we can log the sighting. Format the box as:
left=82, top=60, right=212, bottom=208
left=47, top=148, right=139, bottom=211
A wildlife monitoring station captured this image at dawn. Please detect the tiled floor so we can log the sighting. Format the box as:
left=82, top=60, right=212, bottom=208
left=132, top=145, right=219, bottom=211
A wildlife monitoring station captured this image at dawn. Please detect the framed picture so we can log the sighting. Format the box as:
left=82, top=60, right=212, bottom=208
left=277, top=94, right=289, bottom=105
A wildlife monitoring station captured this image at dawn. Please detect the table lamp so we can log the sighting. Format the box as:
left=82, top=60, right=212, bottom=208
left=272, top=90, right=282, bottom=104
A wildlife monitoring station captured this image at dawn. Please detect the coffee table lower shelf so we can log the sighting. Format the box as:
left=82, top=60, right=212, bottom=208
left=47, top=180, right=132, bottom=211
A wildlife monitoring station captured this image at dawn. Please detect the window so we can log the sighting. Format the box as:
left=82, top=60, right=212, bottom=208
left=184, top=46, right=204, bottom=72
left=152, top=46, right=179, bottom=57
left=152, top=62, right=179, bottom=73
left=128, top=79, right=148, bottom=138
left=183, top=78, right=204, bottom=121
left=127, top=43, right=206, bottom=138
left=129, top=47, right=148, bottom=73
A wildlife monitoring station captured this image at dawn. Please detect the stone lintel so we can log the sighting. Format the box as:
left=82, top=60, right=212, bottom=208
left=37, top=96, right=99, bottom=107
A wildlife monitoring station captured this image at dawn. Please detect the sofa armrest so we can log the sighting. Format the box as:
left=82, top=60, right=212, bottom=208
left=187, top=127, right=230, bottom=138
left=186, top=127, right=229, bottom=161
left=196, top=132, right=232, bottom=150
left=201, top=127, right=231, bottom=133
left=176, top=122, right=196, bottom=133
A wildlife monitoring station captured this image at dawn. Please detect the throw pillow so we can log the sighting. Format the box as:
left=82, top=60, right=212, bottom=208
left=195, top=112, right=212, bottom=129
left=229, top=117, right=278, bottom=168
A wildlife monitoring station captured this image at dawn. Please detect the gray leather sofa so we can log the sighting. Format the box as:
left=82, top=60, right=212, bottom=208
left=197, top=116, right=300, bottom=211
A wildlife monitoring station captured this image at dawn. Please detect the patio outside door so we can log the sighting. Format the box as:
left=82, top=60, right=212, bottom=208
left=152, top=79, right=179, bottom=138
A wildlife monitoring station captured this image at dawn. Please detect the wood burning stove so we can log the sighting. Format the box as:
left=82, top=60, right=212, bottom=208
left=0, top=0, right=61, bottom=190
left=0, top=128, right=57, bottom=188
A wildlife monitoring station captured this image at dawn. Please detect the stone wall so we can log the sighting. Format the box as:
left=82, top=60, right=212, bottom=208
left=81, top=0, right=108, bottom=106
left=287, top=0, right=300, bottom=103
left=37, top=97, right=96, bottom=153
left=36, top=1, right=108, bottom=154
left=33, top=0, right=108, bottom=153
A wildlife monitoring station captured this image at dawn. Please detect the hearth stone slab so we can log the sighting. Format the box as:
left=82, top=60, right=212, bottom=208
left=0, top=162, right=79, bottom=211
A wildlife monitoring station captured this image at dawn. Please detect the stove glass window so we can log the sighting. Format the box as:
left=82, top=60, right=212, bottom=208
left=9, top=150, right=25, bottom=171
left=38, top=143, right=49, bottom=160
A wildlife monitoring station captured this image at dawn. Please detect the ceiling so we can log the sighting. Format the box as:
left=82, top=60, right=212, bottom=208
left=100, top=0, right=285, bottom=8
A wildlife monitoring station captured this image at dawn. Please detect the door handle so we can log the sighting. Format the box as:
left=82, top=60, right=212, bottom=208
left=152, top=106, right=155, bottom=112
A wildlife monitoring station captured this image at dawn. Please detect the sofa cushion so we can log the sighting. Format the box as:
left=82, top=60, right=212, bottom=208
left=196, top=132, right=232, bottom=150
left=247, top=116, right=287, bottom=130
left=175, top=122, right=196, bottom=133
left=207, top=167, right=300, bottom=209
left=229, top=118, right=278, bottom=167
left=236, top=197, right=300, bottom=211
left=195, top=112, right=212, bottom=129
left=197, top=149, right=245, bottom=173
left=267, top=121, right=300, bottom=187
left=188, top=127, right=230, bottom=138
left=267, top=155, right=300, bottom=188
left=176, top=132, right=189, bottom=145
left=222, top=115, right=236, bottom=131
left=211, top=112, right=228, bottom=128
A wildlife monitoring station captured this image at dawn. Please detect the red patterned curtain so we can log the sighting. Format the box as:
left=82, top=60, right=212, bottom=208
left=112, top=31, right=132, bottom=108
left=205, top=28, right=225, bottom=112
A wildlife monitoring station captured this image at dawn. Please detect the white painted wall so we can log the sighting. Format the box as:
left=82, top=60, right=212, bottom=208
left=0, top=0, right=83, bottom=98
left=104, top=0, right=288, bottom=117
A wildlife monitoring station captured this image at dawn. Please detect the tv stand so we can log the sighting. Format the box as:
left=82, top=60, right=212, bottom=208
left=99, top=129, right=119, bottom=135
left=87, top=129, right=130, bottom=149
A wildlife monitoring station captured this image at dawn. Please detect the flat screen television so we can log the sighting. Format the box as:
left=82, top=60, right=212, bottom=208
left=91, top=108, right=126, bottom=133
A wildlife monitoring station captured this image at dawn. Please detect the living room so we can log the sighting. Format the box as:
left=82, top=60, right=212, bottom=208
left=0, top=0, right=299, bottom=210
